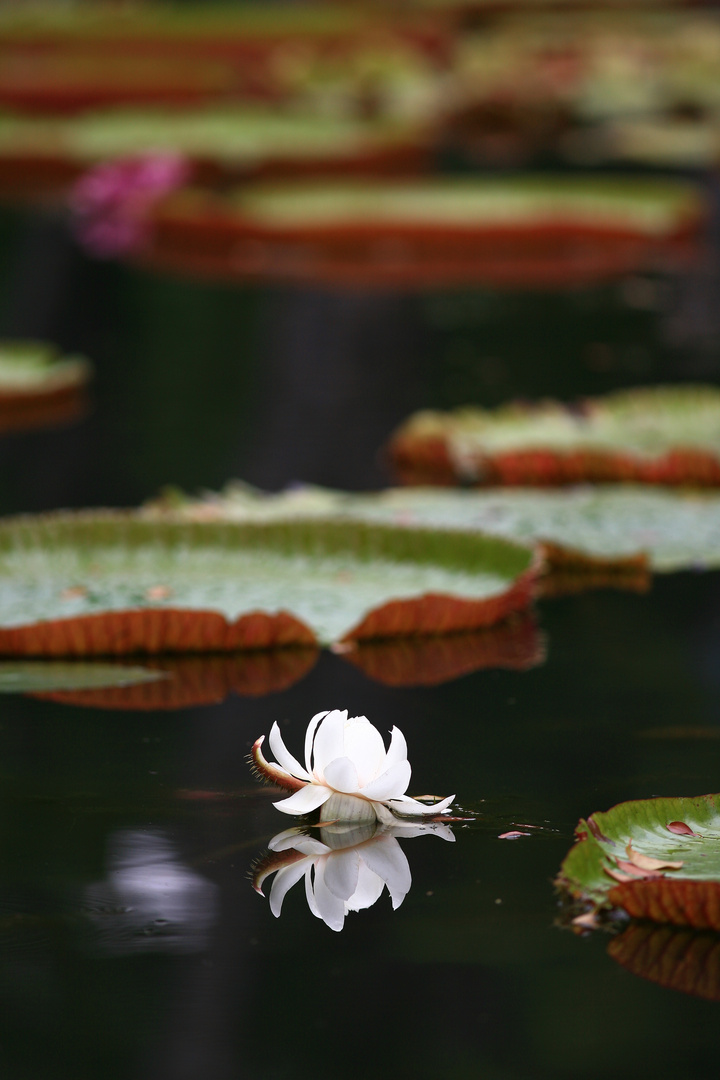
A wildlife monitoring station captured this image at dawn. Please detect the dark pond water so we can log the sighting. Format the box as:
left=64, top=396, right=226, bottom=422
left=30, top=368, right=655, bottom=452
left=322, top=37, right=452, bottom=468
left=0, top=202, right=719, bottom=1078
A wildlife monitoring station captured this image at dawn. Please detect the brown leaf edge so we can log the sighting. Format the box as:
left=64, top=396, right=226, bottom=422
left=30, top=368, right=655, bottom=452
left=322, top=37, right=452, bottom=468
left=0, top=607, right=316, bottom=657
left=388, top=435, right=720, bottom=489
left=536, top=542, right=651, bottom=599
left=340, top=554, right=541, bottom=641
left=0, top=382, right=89, bottom=434
left=144, top=195, right=697, bottom=291
left=607, top=879, right=720, bottom=932
left=608, top=921, right=720, bottom=1002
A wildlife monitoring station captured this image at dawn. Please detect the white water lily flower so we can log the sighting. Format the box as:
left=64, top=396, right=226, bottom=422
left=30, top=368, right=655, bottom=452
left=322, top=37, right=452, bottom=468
left=253, top=820, right=454, bottom=931
left=251, top=708, right=455, bottom=824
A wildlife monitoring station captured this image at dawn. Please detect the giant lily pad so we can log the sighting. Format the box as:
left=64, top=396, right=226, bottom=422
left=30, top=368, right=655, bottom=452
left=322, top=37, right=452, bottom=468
left=0, top=340, right=91, bottom=433
left=388, top=385, right=720, bottom=487
left=0, top=511, right=538, bottom=656
left=144, top=175, right=701, bottom=289
left=556, top=793, right=720, bottom=930
left=146, top=480, right=720, bottom=574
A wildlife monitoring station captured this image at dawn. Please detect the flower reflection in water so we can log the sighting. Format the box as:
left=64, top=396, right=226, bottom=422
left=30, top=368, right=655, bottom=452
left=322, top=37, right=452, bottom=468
left=84, top=829, right=218, bottom=954
left=251, top=708, right=455, bottom=825
left=253, top=819, right=455, bottom=932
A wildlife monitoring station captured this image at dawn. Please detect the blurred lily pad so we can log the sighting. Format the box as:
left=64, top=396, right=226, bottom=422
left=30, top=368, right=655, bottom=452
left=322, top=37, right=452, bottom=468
left=145, top=175, right=701, bottom=289
left=0, top=340, right=91, bottom=433
left=0, top=109, right=427, bottom=201
left=0, top=511, right=537, bottom=656
left=557, top=792, right=720, bottom=930
left=389, top=385, right=720, bottom=487
left=0, top=660, right=163, bottom=693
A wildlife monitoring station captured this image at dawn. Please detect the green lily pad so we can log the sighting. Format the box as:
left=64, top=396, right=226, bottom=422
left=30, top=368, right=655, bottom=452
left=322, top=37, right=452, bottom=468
left=557, top=793, right=720, bottom=930
left=0, top=340, right=90, bottom=395
left=146, top=480, right=720, bottom=573
left=0, top=660, right=164, bottom=693
left=0, top=109, right=418, bottom=167
left=0, top=511, right=537, bottom=655
left=231, top=175, right=700, bottom=232
left=389, top=385, right=720, bottom=486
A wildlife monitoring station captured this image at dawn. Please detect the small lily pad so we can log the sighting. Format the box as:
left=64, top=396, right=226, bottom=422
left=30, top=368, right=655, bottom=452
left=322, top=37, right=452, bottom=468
left=0, top=340, right=91, bottom=433
left=557, top=793, right=720, bottom=930
left=389, top=385, right=720, bottom=487
left=0, top=660, right=163, bottom=693
left=0, top=510, right=538, bottom=656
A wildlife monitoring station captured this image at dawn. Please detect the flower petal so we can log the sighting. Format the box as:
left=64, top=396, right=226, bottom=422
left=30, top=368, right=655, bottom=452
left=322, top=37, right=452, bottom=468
left=343, top=716, right=388, bottom=786
left=385, top=727, right=409, bottom=771
left=345, top=862, right=385, bottom=912
left=323, top=849, right=360, bottom=901
left=320, top=792, right=378, bottom=825
left=323, top=756, right=360, bottom=794
left=268, top=826, right=306, bottom=851
left=273, top=784, right=333, bottom=816
left=386, top=793, right=456, bottom=817
left=359, top=836, right=411, bottom=909
left=311, top=709, right=347, bottom=777
left=304, top=710, right=331, bottom=774
left=310, top=864, right=347, bottom=931
left=359, top=759, right=412, bottom=802
left=268, top=860, right=310, bottom=917
left=269, top=722, right=312, bottom=782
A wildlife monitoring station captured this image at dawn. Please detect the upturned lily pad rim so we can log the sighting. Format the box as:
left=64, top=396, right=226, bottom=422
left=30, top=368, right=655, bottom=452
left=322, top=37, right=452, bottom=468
left=557, top=792, right=720, bottom=907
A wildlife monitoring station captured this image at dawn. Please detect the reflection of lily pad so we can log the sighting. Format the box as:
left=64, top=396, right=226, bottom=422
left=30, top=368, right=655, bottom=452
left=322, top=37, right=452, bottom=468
left=0, top=110, right=427, bottom=200
left=557, top=793, right=720, bottom=930
left=0, top=511, right=538, bottom=655
left=146, top=175, right=701, bottom=289
left=608, top=922, right=720, bottom=1002
left=389, top=386, right=720, bottom=487
left=0, top=660, right=163, bottom=693
left=341, top=613, right=544, bottom=687
left=32, top=647, right=319, bottom=709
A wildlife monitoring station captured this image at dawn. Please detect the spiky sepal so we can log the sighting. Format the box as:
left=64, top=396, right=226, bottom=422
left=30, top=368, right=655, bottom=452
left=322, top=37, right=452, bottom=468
left=249, top=735, right=306, bottom=793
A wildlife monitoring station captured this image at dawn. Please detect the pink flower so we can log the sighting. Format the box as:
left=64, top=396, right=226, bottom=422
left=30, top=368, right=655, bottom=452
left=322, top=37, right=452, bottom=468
left=70, top=153, right=189, bottom=257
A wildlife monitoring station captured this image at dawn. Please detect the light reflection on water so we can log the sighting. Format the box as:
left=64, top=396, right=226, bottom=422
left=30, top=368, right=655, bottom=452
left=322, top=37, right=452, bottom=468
left=83, top=830, right=218, bottom=955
